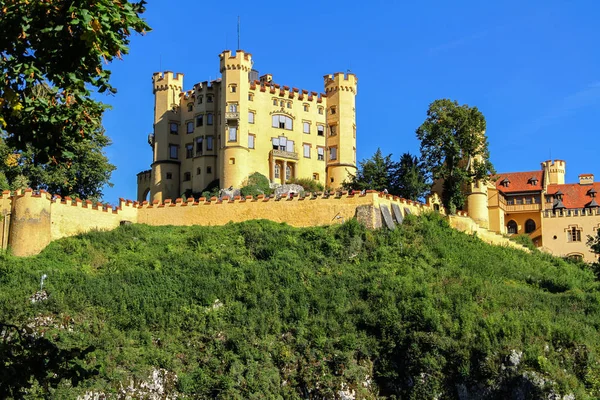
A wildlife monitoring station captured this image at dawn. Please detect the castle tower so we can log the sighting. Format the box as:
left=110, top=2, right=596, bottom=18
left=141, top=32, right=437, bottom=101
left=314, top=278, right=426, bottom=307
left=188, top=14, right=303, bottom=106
left=151, top=71, right=184, bottom=202
left=9, top=190, right=51, bottom=256
left=324, top=72, right=357, bottom=189
left=541, top=160, right=566, bottom=186
left=218, top=50, right=253, bottom=189
left=465, top=133, right=490, bottom=229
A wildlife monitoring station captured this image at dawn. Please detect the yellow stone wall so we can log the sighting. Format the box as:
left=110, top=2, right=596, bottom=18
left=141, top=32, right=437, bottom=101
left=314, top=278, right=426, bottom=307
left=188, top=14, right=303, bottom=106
left=139, top=50, right=357, bottom=201
left=542, top=210, right=600, bottom=263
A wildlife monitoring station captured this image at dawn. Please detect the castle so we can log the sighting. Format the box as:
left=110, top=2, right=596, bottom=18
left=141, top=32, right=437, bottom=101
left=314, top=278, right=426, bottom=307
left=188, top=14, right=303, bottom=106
left=137, top=50, right=357, bottom=203
left=466, top=159, right=600, bottom=262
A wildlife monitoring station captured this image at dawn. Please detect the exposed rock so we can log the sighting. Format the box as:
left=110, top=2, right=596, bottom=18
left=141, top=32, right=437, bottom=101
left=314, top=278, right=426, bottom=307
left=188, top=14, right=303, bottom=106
left=30, top=290, right=48, bottom=303
left=78, top=368, right=180, bottom=400
left=274, top=184, right=304, bottom=196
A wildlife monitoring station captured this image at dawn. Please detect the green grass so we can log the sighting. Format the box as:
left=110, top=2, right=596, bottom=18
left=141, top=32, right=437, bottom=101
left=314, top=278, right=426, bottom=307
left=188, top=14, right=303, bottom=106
left=1, top=213, right=599, bottom=398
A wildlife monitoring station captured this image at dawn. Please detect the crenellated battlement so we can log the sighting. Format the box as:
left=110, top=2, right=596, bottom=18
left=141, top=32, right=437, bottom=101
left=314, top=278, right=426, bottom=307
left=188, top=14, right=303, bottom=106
left=324, top=72, right=358, bottom=94
left=250, top=79, right=326, bottom=103
left=152, top=71, right=184, bottom=94
left=219, top=49, right=253, bottom=73
left=543, top=208, right=600, bottom=218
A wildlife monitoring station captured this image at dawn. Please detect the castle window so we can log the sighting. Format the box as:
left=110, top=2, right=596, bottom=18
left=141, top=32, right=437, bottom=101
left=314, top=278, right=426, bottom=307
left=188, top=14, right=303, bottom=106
left=207, top=113, right=213, bottom=125
left=187, top=121, right=194, bottom=134
left=187, top=103, right=193, bottom=112
left=198, top=95, right=203, bottom=104
left=229, top=158, right=235, bottom=165
left=166, top=172, right=173, bottom=180
left=229, top=84, right=237, bottom=93
left=330, top=106, right=337, bottom=115
left=280, top=100, right=284, bottom=107
left=318, top=107, right=324, bottom=115
left=525, top=219, right=536, bottom=234
left=313, top=173, right=319, bottom=180
left=516, top=198, right=523, bottom=205
left=506, top=198, right=514, bottom=205
left=207, top=166, right=212, bottom=174
left=545, top=196, right=552, bottom=203
left=248, top=111, right=255, bottom=124
left=303, top=144, right=311, bottom=158
left=196, top=167, right=201, bottom=175
left=317, top=125, right=324, bottom=136
left=228, top=103, right=238, bottom=113
left=170, top=123, right=178, bottom=135
left=196, top=115, right=203, bottom=127
left=206, top=136, right=214, bottom=151
left=317, top=147, right=324, bottom=161
left=303, top=122, right=310, bottom=134
left=183, top=172, right=191, bottom=181
left=228, top=127, right=237, bottom=142
left=248, top=93, right=254, bottom=101
left=507, top=220, right=517, bottom=234
left=272, top=115, right=292, bottom=130
left=274, top=164, right=280, bottom=179
left=329, top=146, right=337, bottom=160
left=185, top=143, right=193, bottom=159
left=273, top=99, right=278, bottom=106
left=286, top=165, right=291, bottom=180
left=207, top=95, right=213, bottom=103
left=248, top=134, right=255, bottom=149
left=303, top=104, right=309, bottom=112
left=525, top=197, right=532, bottom=205
left=169, top=144, right=178, bottom=160
left=567, top=253, right=584, bottom=261
left=329, top=125, right=337, bottom=136
left=196, top=137, right=203, bottom=155
left=568, top=227, right=582, bottom=242
left=287, top=102, right=292, bottom=109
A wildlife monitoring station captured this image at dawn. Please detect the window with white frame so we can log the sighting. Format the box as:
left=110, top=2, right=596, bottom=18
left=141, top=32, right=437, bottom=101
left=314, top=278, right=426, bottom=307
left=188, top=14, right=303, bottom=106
left=248, top=134, right=255, bottom=149
left=272, top=136, right=294, bottom=152
left=303, top=122, right=310, bottom=134
left=187, top=121, right=194, bottom=134
left=317, top=125, right=324, bottom=136
left=272, top=115, right=293, bottom=130
left=568, top=226, right=582, bottom=242
left=248, top=111, right=255, bottom=124
left=303, top=144, right=310, bottom=158
left=329, top=146, right=337, bottom=160
left=228, top=126, right=237, bottom=142
left=317, top=147, right=324, bottom=161
left=228, top=103, right=238, bottom=113
left=274, top=164, right=281, bottom=178
left=169, top=144, right=178, bottom=159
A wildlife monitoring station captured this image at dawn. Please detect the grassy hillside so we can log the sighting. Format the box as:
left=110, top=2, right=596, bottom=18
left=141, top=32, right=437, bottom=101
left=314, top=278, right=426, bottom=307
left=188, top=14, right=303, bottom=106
left=1, top=213, right=600, bottom=398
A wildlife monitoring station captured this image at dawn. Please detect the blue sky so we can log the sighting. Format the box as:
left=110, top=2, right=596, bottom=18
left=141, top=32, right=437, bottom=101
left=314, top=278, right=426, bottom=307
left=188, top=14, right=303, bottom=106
left=99, top=0, right=600, bottom=202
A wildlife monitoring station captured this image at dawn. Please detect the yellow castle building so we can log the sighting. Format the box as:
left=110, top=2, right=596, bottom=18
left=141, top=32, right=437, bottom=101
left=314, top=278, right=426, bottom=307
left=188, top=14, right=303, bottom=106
left=137, top=49, right=357, bottom=203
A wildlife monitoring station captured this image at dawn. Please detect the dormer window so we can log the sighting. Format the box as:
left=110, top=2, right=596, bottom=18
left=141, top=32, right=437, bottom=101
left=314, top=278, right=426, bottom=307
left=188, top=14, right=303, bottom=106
left=528, top=177, right=538, bottom=186
left=501, top=178, right=510, bottom=187
left=553, top=190, right=566, bottom=210
left=588, top=188, right=597, bottom=198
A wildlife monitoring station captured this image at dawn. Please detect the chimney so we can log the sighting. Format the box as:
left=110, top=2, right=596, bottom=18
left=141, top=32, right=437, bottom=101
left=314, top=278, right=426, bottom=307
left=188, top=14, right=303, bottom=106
left=579, top=174, right=594, bottom=185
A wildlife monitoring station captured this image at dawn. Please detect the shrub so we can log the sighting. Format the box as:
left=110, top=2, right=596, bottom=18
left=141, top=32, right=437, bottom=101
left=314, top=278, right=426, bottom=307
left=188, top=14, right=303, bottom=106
left=511, top=233, right=537, bottom=251
left=240, top=172, right=272, bottom=197
left=287, top=177, right=324, bottom=192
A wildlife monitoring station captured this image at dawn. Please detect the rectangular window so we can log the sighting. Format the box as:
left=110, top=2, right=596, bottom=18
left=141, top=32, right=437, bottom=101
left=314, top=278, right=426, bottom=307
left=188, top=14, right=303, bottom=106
left=228, top=127, right=237, bottom=142
left=317, top=125, right=324, bottom=136
left=186, top=143, right=193, bottom=158
left=207, top=113, right=213, bottom=125
left=516, top=198, right=523, bottom=205
left=329, top=125, right=337, bottom=136
left=303, top=104, right=309, bottom=112
left=273, top=99, right=278, bottom=106
left=303, top=122, right=310, bottom=134
left=248, top=111, right=255, bottom=124
left=169, top=144, right=178, bottom=159
left=318, top=107, right=323, bottom=115
left=272, top=137, right=280, bottom=149
left=248, top=93, right=254, bottom=101
left=569, top=227, right=582, bottom=242
left=196, top=137, right=203, bottom=155
left=187, top=121, right=194, bottom=134
left=207, top=166, right=212, bottom=174
left=525, top=197, right=532, bottom=205
left=198, top=95, right=203, bottom=104
left=287, top=140, right=294, bottom=153
left=317, top=147, right=324, bottom=161
left=330, top=147, right=337, bottom=160
left=207, top=95, right=213, bottom=103
left=196, top=115, right=203, bottom=127
left=506, top=198, right=514, bottom=205
left=183, top=172, right=191, bottom=181
left=230, top=85, right=237, bottom=93
left=303, top=144, right=310, bottom=158
left=248, top=134, right=255, bottom=149
left=330, top=106, right=336, bottom=114
left=228, top=103, right=238, bottom=113
left=170, top=123, right=178, bottom=135
left=206, top=136, right=213, bottom=150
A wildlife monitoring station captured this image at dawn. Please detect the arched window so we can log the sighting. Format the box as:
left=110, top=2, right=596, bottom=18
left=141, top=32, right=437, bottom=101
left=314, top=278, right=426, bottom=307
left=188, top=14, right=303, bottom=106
left=507, top=220, right=518, bottom=234
left=274, top=164, right=280, bottom=179
left=525, top=219, right=536, bottom=234
left=272, top=114, right=293, bottom=130
left=286, top=165, right=291, bottom=180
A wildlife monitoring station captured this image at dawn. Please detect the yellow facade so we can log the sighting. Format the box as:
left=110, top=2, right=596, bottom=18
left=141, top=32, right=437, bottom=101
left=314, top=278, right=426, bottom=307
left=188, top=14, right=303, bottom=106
left=138, top=50, right=357, bottom=202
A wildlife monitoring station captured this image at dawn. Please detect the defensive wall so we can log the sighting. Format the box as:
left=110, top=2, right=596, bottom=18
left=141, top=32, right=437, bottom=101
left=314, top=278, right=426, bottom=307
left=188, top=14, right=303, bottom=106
left=1, top=189, right=524, bottom=257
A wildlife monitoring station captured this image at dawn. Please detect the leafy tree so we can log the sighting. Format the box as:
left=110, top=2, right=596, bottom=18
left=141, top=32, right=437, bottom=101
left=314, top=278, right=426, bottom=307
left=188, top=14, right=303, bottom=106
left=344, top=148, right=396, bottom=192
left=0, top=0, right=149, bottom=165
left=416, top=99, right=494, bottom=212
left=391, top=152, right=429, bottom=201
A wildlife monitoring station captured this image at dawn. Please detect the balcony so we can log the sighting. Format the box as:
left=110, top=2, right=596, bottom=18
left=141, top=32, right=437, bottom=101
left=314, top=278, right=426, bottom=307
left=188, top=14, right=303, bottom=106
left=505, top=203, right=542, bottom=213
left=271, top=149, right=298, bottom=160
left=225, top=112, right=239, bottom=120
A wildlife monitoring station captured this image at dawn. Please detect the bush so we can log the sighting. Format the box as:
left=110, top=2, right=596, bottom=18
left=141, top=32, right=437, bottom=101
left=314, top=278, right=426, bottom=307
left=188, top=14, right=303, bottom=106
left=287, top=177, right=324, bottom=192
left=240, top=172, right=272, bottom=197
left=511, top=233, right=537, bottom=251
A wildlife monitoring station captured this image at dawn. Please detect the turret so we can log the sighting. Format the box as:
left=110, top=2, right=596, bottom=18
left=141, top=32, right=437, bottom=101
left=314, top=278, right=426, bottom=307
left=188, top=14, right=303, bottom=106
left=324, top=72, right=358, bottom=189
left=541, top=160, right=566, bottom=186
left=218, top=50, right=253, bottom=189
left=151, top=71, right=184, bottom=202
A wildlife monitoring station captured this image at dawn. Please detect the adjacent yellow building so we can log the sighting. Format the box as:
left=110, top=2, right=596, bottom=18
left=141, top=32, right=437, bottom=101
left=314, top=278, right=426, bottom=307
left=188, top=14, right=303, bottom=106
left=137, top=49, right=357, bottom=203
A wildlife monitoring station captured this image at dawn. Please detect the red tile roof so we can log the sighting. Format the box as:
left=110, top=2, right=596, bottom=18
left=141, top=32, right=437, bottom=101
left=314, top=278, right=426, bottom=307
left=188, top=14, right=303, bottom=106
left=495, top=171, right=544, bottom=193
left=547, top=182, right=600, bottom=209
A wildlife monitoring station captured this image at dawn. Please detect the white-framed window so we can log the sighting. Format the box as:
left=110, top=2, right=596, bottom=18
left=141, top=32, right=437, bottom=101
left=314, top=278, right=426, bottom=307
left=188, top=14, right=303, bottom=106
left=248, top=111, right=255, bottom=124
left=248, top=134, right=255, bottom=149
left=317, top=147, right=324, bottom=161
left=329, top=146, right=337, bottom=160
left=274, top=164, right=280, bottom=178
left=206, top=136, right=214, bottom=150
left=272, top=136, right=294, bottom=152
left=568, top=226, right=582, bottom=242
left=303, top=122, right=310, bottom=134
left=207, top=113, right=213, bottom=125
left=169, top=144, right=178, bottom=159
left=196, top=137, right=203, bottom=155
left=286, top=165, right=291, bottom=180
left=187, top=121, right=194, bottom=134
left=303, top=144, right=310, bottom=158
left=317, top=125, right=324, bottom=136
left=228, top=127, right=237, bottom=142
left=272, top=115, right=293, bottom=130
left=228, top=103, right=238, bottom=113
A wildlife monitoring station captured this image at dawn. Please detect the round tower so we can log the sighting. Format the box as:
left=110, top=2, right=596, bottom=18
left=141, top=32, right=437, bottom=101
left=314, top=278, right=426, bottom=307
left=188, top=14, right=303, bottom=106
left=9, top=189, right=51, bottom=256
left=151, top=71, right=184, bottom=202
left=218, top=50, right=253, bottom=189
left=466, top=180, right=490, bottom=229
left=324, top=72, right=357, bottom=189
left=541, top=160, right=566, bottom=185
